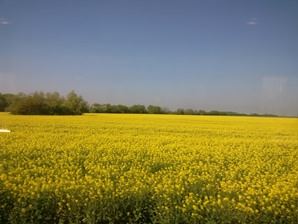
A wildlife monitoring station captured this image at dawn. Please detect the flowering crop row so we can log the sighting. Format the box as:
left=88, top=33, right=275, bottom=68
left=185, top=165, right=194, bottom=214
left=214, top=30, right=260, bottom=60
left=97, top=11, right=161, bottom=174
left=0, top=113, right=297, bottom=223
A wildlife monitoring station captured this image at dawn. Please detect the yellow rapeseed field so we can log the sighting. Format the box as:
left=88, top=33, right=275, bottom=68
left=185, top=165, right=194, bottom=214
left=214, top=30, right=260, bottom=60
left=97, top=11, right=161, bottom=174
left=0, top=113, right=297, bottom=223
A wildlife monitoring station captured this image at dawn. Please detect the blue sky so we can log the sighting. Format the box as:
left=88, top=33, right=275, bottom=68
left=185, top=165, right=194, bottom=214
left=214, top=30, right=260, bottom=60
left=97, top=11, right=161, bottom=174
left=0, top=0, right=298, bottom=116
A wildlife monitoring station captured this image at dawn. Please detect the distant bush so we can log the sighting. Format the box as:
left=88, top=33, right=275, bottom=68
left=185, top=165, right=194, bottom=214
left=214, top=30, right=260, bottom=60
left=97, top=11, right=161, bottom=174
left=4, top=91, right=88, bottom=115
left=129, top=104, right=147, bottom=114
left=89, top=104, right=167, bottom=114
left=90, top=104, right=129, bottom=113
left=147, top=105, right=163, bottom=114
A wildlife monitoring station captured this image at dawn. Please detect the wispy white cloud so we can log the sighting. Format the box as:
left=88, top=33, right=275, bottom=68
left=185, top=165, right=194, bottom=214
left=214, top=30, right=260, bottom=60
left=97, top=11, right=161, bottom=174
left=246, top=18, right=257, bottom=25
left=0, top=18, right=11, bottom=25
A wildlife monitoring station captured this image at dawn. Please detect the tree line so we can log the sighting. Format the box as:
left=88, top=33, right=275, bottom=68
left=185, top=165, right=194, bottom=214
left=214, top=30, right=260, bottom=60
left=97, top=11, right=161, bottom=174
left=0, top=91, right=88, bottom=115
left=0, top=91, right=166, bottom=115
left=0, top=91, right=278, bottom=116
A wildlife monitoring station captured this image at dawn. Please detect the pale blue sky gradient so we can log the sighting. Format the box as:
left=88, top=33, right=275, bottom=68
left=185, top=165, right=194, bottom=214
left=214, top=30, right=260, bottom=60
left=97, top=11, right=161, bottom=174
left=0, top=0, right=298, bottom=115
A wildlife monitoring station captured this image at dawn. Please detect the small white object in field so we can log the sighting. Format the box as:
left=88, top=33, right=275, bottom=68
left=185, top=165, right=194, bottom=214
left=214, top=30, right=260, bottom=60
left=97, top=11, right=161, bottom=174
left=0, top=129, right=11, bottom=133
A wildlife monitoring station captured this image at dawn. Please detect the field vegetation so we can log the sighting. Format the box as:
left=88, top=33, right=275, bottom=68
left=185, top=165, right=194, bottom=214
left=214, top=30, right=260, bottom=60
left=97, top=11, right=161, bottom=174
left=0, top=113, right=297, bottom=223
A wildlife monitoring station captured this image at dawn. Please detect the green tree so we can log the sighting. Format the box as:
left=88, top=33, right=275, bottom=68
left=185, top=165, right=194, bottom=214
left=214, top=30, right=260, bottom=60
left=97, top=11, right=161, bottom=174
left=6, top=91, right=88, bottom=115
left=0, top=93, right=8, bottom=111
left=129, top=104, right=147, bottom=113
left=9, top=92, right=49, bottom=115
left=147, top=105, right=162, bottom=114
left=176, top=108, right=184, bottom=115
left=184, top=109, right=194, bottom=115
left=64, top=90, right=89, bottom=115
